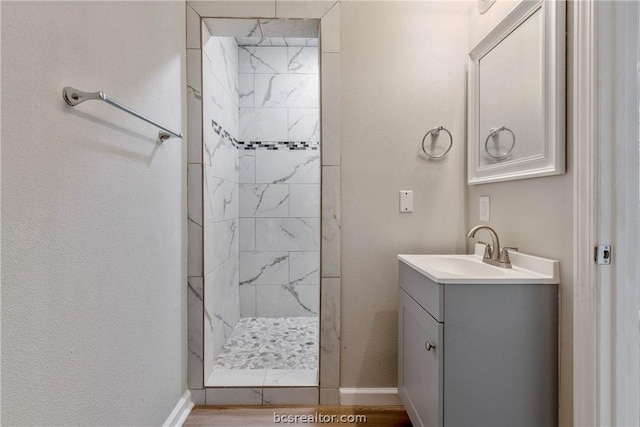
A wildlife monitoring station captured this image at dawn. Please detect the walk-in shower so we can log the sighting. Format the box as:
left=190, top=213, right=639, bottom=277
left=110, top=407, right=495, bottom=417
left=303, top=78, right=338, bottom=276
left=200, top=18, right=320, bottom=387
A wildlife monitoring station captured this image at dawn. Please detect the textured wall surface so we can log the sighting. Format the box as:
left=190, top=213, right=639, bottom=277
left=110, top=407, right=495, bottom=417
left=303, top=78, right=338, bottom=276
left=340, top=1, right=468, bottom=388
left=1, top=2, right=187, bottom=425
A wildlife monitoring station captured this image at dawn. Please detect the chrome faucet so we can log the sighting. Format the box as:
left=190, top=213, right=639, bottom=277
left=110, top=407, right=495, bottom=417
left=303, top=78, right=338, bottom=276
left=466, top=225, right=516, bottom=268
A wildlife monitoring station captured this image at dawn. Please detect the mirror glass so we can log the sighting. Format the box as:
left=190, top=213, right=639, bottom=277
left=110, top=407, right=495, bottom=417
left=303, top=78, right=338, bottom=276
left=468, top=0, right=565, bottom=184
left=479, top=7, right=542, bottom=166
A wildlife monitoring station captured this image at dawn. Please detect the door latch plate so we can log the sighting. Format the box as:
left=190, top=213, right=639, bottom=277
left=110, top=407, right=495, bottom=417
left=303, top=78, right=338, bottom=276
left=595, top=244, right=612, bottom=265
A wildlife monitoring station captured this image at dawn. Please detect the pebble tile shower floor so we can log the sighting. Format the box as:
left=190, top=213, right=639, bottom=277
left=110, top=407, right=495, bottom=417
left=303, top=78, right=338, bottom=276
left=214, top=317, right=318, bottom=370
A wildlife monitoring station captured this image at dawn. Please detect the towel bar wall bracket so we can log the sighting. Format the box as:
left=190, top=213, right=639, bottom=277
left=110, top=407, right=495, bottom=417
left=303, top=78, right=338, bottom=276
left=62, top=87, right=183, bottom=142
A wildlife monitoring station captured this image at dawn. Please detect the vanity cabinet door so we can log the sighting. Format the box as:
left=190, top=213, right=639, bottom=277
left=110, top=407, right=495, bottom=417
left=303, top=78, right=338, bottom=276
left=398, top=289, right=443, bottom=427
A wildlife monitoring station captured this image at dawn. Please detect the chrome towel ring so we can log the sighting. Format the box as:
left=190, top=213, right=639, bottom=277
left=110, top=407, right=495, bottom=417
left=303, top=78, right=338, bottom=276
left=421, top=126, right=453, bottom=159
left=485, top=126, right=515, bottom=160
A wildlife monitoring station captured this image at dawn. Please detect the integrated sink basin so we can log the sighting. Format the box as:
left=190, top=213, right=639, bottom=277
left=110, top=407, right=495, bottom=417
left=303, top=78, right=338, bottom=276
left=398, top=244, right=559, bottom=284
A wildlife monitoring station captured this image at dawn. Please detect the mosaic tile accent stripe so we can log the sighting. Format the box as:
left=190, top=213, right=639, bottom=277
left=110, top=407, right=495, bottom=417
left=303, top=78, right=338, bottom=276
left=213, top=119, right=319, bottom=150
left=212, top=119, right=241, bottom=148
left=239, top=140, right=319, bottom=150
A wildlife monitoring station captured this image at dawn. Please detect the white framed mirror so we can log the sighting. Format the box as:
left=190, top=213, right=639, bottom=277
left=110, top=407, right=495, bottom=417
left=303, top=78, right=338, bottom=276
left=467, top=0, right=565, bottom=185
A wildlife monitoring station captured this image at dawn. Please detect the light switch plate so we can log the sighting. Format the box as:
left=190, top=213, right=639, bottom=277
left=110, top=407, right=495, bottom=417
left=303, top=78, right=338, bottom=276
left=400, top=190, right=413, bottom=213
left=479, top=196, right=490, bottom=221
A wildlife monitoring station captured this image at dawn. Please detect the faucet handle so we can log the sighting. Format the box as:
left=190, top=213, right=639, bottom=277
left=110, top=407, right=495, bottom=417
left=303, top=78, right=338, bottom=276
left=478, top=241, right=493, bottom=259
left=499, top=247, right=518, bottom=265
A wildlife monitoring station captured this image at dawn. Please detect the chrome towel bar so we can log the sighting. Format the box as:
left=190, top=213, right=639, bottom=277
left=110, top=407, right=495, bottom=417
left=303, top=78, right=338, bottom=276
left=62, top=87, right=183, bottom=142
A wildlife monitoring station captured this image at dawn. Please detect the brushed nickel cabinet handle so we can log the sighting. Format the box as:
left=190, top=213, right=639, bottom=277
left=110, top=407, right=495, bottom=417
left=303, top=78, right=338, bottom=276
left=425, top=341, right=436, bottom=351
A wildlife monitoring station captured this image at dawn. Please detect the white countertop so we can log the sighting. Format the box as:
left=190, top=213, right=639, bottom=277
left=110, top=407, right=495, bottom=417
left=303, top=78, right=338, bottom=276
left=398, top=244, right=560, bottom=285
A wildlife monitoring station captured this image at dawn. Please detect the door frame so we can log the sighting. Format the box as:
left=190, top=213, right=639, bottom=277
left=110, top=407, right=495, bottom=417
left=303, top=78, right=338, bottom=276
left=573, top=1, right=640, bottom=425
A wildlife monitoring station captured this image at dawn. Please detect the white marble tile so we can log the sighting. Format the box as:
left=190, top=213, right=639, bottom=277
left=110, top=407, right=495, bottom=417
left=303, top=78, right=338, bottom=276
left=255, top=218, right=320, bottom=251
left=223, top=255, right=239, bottom=299
left=211, top=310, right=229, bottom=361
left=222, top=36, right=240, bottom=74
left=319, top=388, right=340, bottom=405
left=188, top=277, right=204, bottom=389
left=261, top=17, right=319, bottom=36
left=239, top=151, right=256, bottom=183
left=255, top=150, right=320, bottom=184
left=239, top=218, right=256, bottom=252
left=321, top=166, right=340, bottom=277
left=203, top=72, right=239, bottom=140
left=187, top=49, right=202, bottom=94
left=188, top=219, right=203, bottom=277
left=207, top=369, right=267, bottom=388
left=188, top=164, right=203, bottom=226
left=320, top=278, right=340, bottom=388
left=204, top=18, right=261, bottom=38
left=320, top=3, right=340, bottom=53
left=321, top=53, right=340, bottom=165
left=286, top=38, right=319, bottom=47
left=240, top=108, right=288, bottom=142
left=288, top=108, right=320, bottom=142
left=240, top=285, right=256, bottom=317
left=203, top=170, right=238, bottom=223
left=236, top=37, right=272, bottom=47
left=239, top=46, right=287, bottom=74
left=222, top=289, right=240, bottom=339
left=204, top=271, right=218, bottom=377
left=190, top=388, right=206, bottom=406
left=262, top=387, right=319, bottom=405
left=264, top=369, right=318, bottom=386
left=187, top=88, right=203, bottom=164
left=202, top=68, right=227, bottom=135
left=240, top=251, right=289, bottom=286
left=210, top=219, right=238, bottom=271
left=256, top=284, right=319, bottom=317
left=290, top=251, right=320, bottom=285
left=238, top=74, right=255, bottom=108
left=205, top=264, right=225, bottom=315
left=204, top=131, right=238, bottom=182
left=240, top=184, right=290, bottom=218
left=206, top=386, right=264, bottom=405
left=269, top=37, right=287, bottom=47
left=289, top=184, right=320, bottom=217
left=255, top=74, right=319, bottom=108
left=204, top=211, right=240, bottom=273
left=203, top=36, right=239, bottom=100
left=187, top=5, right=201, bottom=49
left=287, top=47, right=318, bottom=73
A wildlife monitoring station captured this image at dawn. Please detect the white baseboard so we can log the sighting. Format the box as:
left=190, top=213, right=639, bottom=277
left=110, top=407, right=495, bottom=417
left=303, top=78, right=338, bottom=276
left=163, top=389, right=194, bottom=427
left=339, top=388, right=402, bottom=405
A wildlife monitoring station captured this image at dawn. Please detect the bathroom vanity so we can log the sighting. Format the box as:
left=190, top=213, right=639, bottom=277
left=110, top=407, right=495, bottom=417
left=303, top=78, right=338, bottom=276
left=397, top=248, right=559, bottom=427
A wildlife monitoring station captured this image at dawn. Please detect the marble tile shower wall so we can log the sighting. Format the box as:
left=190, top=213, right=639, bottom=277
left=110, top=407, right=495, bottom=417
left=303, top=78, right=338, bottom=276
left=238, top=46, right=320, bottom=318
left=202, top=35, right=241, bottom=371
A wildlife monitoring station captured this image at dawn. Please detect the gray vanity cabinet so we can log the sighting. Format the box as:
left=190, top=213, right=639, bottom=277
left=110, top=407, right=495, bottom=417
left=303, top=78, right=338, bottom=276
left=398, top=261, right=558, bottom=427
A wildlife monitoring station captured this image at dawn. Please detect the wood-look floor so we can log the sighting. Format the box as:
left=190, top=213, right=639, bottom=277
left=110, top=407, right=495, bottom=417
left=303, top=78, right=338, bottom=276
left=184, top=405, right=412, bottom=427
